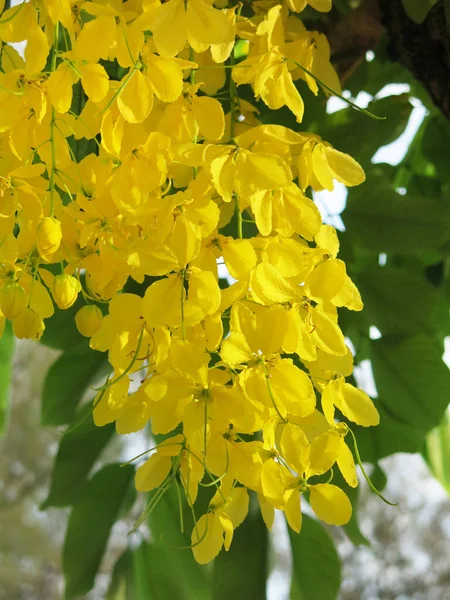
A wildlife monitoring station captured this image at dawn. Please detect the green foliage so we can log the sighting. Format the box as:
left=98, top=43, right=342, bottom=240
left=41, top=340, right=108, bottom=426
left=401, top=0, right=438, bottom=23
left=0, top=322, right=14, bottom=436
left=63, top=464, right=135, bottom=599
left=42, top=405, right=115, bottom=508
left=213, top=502, right=268, bottom=600
left=146, top=483, right=212, bottom=600
left=371, top=336, right=450, bottom=432
left=289, top=515, right=341, bottom=600
left=345, top=172, right=450, bottom=254
left=424, top=410, right=450, bottom=494
left=354, top=266, right=448, bottom=337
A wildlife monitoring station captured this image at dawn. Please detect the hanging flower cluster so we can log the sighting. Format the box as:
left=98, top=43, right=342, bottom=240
left=0, top=0, right=380, bottom=563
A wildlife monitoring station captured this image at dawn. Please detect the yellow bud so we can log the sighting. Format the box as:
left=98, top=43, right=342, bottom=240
left=0, top=282, right=28, bottom=319
left=12, top=307, right=45, bottom=340
left=36, top=217, right=62, bottom=261
left=75, top=305, right=103, bottom=337
left=52, top=274, right=81, bottom=310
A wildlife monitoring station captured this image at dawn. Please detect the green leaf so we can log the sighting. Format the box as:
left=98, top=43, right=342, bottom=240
left=63, top=464, right=135, bottom=599
left=42, top=405, right=114, bottom=508
left=146, top=484, right=211, bottom=600
left=319, top=95, right=412, bottom=167
left=213, top=500, right=268, bottom=600
left=424, top=410, right=450, bottom=493
left=402, top=0, right=437, bottom=23
left=344, top=172, right=450, bottom=253
left=331, top=470, right=369, bottom=546
left=41, top=340, right=108, bottom=426
left=106, top=549, right=132, bottom=600
left=371, top=335, right=450, bottom=433
left=289, top=515, right=341, bottom=600
left=39, top=295, right=86, bottom=350
left=106, top=544, right=155, bottom=600
left=354, top=266, right=448, bottom=337
left=354, top=403, right=424, bottom=463
left=0, top=321, right=14, bottom=436
left=422, top=114, right=450, bottom=182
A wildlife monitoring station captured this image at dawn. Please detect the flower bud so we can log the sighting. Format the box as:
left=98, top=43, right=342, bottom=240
left=52, top=274, right=81, bottom=310
left=75, top=305, right=103, bottom=337
left=36, top=217, right=62, bottom=261
left=12, top=307, right=45, bottom=340
left=0, top=281, right=27, bottom=319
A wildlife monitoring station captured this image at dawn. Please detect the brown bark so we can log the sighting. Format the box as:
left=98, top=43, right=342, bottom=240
left=327, top=0, right=450, bottom=120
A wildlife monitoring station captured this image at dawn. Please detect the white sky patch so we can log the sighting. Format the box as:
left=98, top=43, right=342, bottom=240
left=267, top=511, right=292, bottom=600
left=373, top=96, right=427, bottom=165
left=369, top=325, right=382, bottom=340
left=217, top=260, right=236, bottom=285
left=378, top=253, right=387, bottom=266
left=313, top=182, right=347, bottom=229
left=354, top=359, right=378, bottom=398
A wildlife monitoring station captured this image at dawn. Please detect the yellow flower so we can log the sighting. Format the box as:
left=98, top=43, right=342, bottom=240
left=192, top=480, right=249, bottom=564
left=36, top=217, right=62, bottom=263
left=0, top=281, right=27, bottom=320
left=12, top=307, right=45, bottom=340
left=75, top=305, right=103, bottom=337
left=148, top=0, right=229, bottom=58
left=52, top=274, right=81, bottom=310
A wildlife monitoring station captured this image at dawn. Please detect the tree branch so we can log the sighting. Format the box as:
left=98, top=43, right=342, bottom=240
left=326, top=0, right=450, bottom=120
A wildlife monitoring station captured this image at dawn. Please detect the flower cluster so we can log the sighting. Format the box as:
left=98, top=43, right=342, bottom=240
left=0, top=0, right=379, bottom=562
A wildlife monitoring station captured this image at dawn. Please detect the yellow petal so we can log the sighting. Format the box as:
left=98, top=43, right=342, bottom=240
left=261, top=459, right=285, bottom=509
left=210, top=153, right=235, bottom=203
left=280, top=67, right=304, bottom=122
left=271, top=359, right=316, bottom=418
left=187, top=0, right=228, bottom=49
left=188, top=269, right=221, bottom=316
left=237, top=152, right=292, bottom=194
left=311, top=308, right=347, bottom=356
left=309, top=483, right=352, bottom=525
left=222, top=238, right=257, bottom=279
left=325, top=146, right=365, bottom=187
left=281, top=185, right=321, bottom=240
left=315, top=224, right=339, bottom=257
left=280, top=423, right=310, bottom=474
left=251, top=190, right=273, bottom=236
left=47, top=63, right=78, bottom=114
left=192, top=513, right=224, bottom=564
left=135, top=453, right=172, bottom=492
left=152, top=0, right=187, bottom=57
left=337, top=440, right=358, bottom=488
left=74, top=16, right=116, bottom=62
left=308, top=431, right=340, bottom=476
left=170, top=214, right=201, bottom=267
left=143, top=276, right=183, bottom=328
left=146, top=55, right=183, bottom=102
left=284, top=488, right=302, bottom=533
left=332, top=275, right=363, bottom=311
left=117, top=70, right=153, bottom=123
left=252, top=263, right=299, bottom=304
left=220, top=332, right=253, bottom=365
left=311, top=143, right=334, bottom=191
left=79, top=63, right=109, bottom=103
left=338, top=383, right=380, bottom=427
left=25, top=26, right=49, bottom=75
left=305, top=259, right=346, bottom=303
left=191, top=95, right=225, bottom=141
